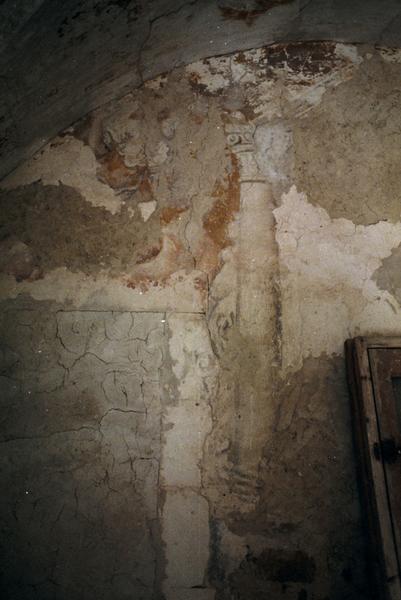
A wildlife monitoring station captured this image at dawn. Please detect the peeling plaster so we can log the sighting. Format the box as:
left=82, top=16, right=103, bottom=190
left=1, top=136, right=123, bottom=214
left=186, top=42, right=362, bottom=121
left=1, top=39, right=401, bottom=600
left=275, top=186, right=401, bottom=371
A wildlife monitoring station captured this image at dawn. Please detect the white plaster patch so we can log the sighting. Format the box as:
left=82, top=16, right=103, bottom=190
left=334, top=43, right=363, bottom=65
left=275, top=186, right=401, bottom=371
left=254, top=122, right=293, bottom=186
left=161, top=314, right=217, bottom=597
left=185, top=56, right=231, bottom=93
left=1, top=136, right=122, bottom=214
left=162, top=490, right=211, bottom=595
left=168, top=313, right=218, bottom=401
left=163, top=314, right=217, bottom=487
left=138, top=200, right=157, bottom=221
left=161, top=401, right=211, bottom=487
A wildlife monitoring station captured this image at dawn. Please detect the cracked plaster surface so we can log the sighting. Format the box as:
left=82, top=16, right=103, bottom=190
left=0, top=309, right=166, bottom=599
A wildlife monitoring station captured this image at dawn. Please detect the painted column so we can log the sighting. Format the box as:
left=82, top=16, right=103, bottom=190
left=226, top=122, right=279, bottom=501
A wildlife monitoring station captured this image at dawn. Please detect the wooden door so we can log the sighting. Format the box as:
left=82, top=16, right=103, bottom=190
left=370, top=349, right=401, bottom=566
left=346, top=337, right=401, bottom=600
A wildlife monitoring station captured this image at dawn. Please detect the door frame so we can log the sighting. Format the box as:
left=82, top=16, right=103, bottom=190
left=346, top=337, right=401, bottom=600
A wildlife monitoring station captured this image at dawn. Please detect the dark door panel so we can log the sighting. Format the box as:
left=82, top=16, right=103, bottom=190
left=346, top=338, right=401, bottom=600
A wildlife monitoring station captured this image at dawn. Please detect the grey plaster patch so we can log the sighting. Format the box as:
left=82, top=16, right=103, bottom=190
left=293, top=53, right=401, bottom=225
left=373, top=242, right=401, bottom=305
left=0, top=181, right=163, bottom=276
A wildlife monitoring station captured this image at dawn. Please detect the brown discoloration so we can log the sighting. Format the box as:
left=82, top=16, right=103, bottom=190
left=159, top=234, right=186, bottom=270
left=200, top=153, right=240, bottom=278
left=129, top=109, right=143, bottom=120
left=219, top=0, right=293, bottom=25
left=191, top=113, right=205, bottom=125
left=126, top=234, right=190, bottom=291
left=157, top=108, right=170, bottom=122
left=125, top=274, right=160, bottom=293
left=0, top=182, right=163, bottom=277
left=264, top=41, right=338, bottom=76
left=233, top=51, right=248, bottom=64
left=188, top=71, right=210, bottom=96
left=204, top=152, right=240, bottom=248
left=138, top=170, right=153, bottom=199
left=159, top=205, right=188, bottom=225
left=124, top=270, right=174, bottom=294
left=97, top=148, right=151, bottom=192
left=194, top=275, right=208, bottom=293
left=135, top=241, right=162, bottom=265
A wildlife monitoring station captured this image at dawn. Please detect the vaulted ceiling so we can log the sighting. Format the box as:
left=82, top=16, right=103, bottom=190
left=1, top=0, right=401, bottom=179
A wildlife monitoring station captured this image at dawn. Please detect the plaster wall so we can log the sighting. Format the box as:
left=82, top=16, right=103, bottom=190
left=1, top=42, right=401, bottom=599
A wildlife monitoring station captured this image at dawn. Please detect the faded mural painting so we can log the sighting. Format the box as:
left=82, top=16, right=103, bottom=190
left=1, top=41, right=401, bottom=599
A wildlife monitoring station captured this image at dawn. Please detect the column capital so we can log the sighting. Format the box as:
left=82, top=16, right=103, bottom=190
left=225, top=123, right=265, bottom=183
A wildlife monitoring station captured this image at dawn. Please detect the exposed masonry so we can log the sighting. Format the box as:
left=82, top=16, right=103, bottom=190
left=1, top=42, right=401, bottom=599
